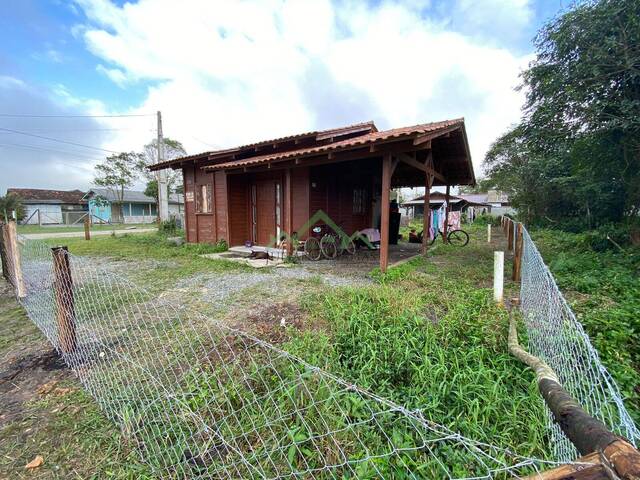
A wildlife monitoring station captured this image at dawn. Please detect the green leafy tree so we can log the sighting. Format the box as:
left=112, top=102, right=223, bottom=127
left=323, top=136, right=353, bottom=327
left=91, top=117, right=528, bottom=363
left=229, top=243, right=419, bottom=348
left=94, top=152, right=141, bottom=205
left=0, top=193, right=26, bottom=222
left=484, top=0, right=640, bottom=229
left=144, top=179, right=158, bottom=200
left=137, top=138, right=186, bottom=196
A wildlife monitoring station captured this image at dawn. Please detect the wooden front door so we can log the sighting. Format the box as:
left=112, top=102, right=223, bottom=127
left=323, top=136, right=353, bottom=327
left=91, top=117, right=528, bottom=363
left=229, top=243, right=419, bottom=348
left=252, top=178, right=282, bottom=245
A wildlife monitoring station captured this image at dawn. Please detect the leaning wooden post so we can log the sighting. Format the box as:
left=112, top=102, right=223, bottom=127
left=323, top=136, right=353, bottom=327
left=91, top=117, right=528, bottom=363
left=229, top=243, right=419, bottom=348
left=0, top=224, right=8, bottom=282
left=509, top=311, right=640, bottom=479
left=52, top=246, right=77, bottom=354
left=83, top=216, right=91, bottom=241
left=494, top=251, right=504, bottom=305
left=512, top=223, right=523, bottom=282
left=3, top=221, right=26, bottom=297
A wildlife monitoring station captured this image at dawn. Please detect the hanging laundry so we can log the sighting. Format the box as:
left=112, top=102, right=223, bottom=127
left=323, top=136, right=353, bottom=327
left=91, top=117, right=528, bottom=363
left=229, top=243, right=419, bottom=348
left=448, top=211, right=461, bottom=230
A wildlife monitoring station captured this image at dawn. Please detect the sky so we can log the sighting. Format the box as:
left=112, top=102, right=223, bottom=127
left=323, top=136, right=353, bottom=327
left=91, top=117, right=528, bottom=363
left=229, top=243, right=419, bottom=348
left=0, top=0, right=568, bottom=195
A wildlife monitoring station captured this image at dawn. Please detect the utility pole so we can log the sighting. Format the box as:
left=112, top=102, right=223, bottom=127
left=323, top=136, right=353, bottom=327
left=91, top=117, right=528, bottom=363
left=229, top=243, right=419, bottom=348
left=157, top=110, right=169, bottom=222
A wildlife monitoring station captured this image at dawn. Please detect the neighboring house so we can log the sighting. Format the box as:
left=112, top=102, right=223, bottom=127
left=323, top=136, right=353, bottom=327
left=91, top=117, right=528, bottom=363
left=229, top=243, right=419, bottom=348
left=485, top=190, right=514, bottom=216
left=84, top=188, right=184, bottom=224
left=6, top=188, right=87, bottom=225
left=455, top=190, right=514, bottom=217
left=401, top=192, right=491, bottom=220
left=149, top=118, right=475, bottom=271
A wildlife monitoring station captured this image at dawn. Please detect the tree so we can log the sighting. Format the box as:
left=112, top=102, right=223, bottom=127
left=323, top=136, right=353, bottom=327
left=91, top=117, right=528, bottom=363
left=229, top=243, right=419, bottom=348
left=136, top=138, right=186, bottom=195
left=483, top=0, right=640, bottom=229
left=93, top=152, right=141, bottom=204
left=144, top=179, right=158, bottom=200
left=0, top=193, right=26, bottom=223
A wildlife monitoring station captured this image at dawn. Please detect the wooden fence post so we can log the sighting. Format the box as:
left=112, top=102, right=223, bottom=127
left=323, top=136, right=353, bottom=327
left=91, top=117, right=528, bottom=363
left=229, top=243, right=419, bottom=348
left=512, top=223, right=524, bottom=282
left=507, top=219, right=514, bottom=251
left=0, top=224, right=9, bottom=282
left=2, top=221, right=26, bottom=297
left=84, top=216, right=91, bottom=241
left=52, top=246, right=77, bottom=354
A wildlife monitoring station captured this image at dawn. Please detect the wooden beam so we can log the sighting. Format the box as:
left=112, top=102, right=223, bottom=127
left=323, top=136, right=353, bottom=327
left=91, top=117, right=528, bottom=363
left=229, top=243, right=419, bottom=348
left=396, top=151, right=446, bottom=183
left=413, top=125, right=461, bottom=146
left=380, top=154, right=392, bottom=273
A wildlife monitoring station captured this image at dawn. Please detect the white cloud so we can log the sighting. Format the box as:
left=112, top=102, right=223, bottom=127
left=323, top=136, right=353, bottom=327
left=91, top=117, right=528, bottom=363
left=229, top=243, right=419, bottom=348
left=96, top=64, right=129, bottom=87
left=73, top=0, right=533, bottom=177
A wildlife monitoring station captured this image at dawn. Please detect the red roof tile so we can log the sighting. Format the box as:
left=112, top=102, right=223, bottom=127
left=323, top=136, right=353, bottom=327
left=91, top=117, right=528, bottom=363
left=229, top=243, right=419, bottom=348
left=6, top=188, right=86, bottom=204
left=149, top=120, right=377, bottom=171
left=204, top=118, right=464, bottom=171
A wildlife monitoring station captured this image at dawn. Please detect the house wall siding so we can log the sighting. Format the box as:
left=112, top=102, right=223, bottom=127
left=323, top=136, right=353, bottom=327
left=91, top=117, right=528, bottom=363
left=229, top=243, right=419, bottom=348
left=227, top=174, right=249, bottom=246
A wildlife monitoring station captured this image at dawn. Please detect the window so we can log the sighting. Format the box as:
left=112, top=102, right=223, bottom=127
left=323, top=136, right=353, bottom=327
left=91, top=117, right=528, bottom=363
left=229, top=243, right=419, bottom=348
left=196, top=184, right=212, bottom=213
left=353, top=188, right=367, bottom=215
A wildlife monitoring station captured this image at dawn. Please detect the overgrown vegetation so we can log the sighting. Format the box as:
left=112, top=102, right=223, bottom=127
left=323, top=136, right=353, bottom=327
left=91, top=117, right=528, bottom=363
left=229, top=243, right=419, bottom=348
left=531, top=228, right=640, bottom=422
left=483, top=0, right=640, bottom=231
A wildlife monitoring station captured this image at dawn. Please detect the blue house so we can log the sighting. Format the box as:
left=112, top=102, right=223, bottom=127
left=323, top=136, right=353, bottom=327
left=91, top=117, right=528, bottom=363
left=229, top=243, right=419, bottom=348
left=84, top=188, right=183, bottom=224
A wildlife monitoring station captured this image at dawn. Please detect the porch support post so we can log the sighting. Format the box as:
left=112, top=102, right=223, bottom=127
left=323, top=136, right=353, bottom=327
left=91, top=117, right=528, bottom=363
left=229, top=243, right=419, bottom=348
left=443, top=184, right=451, bottom=243
left=422, top=151, right=434, bottom=255
left=380, top=154, right=392, bottom=273
left=284, top=168, right=293, bottom=255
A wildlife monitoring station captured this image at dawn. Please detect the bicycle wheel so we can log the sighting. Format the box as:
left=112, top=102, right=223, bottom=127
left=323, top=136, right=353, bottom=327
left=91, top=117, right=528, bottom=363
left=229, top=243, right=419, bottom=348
left=320, top=235, right=338, bottom=259
left=447, top=229, right=469, bottom=246
left=428, top=232, right=438, bottom=246
left=343, top=238, right=356, bottom=255
left=304, top=237, right=321, bottom=260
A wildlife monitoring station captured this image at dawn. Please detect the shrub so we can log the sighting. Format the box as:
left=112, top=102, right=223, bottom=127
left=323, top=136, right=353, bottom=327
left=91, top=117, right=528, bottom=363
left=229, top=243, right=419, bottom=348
left=158, top=217, right=178, bottom=235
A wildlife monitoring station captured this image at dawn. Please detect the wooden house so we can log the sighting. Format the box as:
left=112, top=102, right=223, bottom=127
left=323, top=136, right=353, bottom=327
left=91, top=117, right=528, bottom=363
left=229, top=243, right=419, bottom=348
left=149, top=118, right=475, bottom=271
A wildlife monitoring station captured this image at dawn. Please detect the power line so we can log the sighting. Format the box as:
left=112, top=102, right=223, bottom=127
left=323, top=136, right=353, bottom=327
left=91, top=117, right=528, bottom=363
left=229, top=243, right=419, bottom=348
left=0, top=128, right=155, bottom=133
left=0, top=113, right=155, bottom=118
left=0, top=127, right=119, bottom=154
left=0, top=142, right=104, bottom=162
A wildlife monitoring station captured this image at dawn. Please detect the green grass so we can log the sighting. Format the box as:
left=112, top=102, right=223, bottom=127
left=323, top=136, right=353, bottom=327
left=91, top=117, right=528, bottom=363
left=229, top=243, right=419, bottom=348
left=0, top=222, right=582, bottom=476
left=291, top=256, right=550, bottom=461
left=0, top=386, right=153, bottom=479
left=17, top=223, right=155, bottom=234
left=530, top=228, right=640, bottom=423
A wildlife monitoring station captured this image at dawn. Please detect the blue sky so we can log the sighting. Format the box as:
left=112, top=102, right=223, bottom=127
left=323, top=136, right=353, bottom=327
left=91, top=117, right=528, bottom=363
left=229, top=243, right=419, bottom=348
left=0, top=0, right=567, bottom=193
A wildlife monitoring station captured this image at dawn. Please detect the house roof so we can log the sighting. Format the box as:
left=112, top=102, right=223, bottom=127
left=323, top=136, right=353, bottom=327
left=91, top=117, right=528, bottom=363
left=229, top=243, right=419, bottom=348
left=6, top=188, right=86, bottom=204
left=402, top=191, right=490, bottom=207
left=458, top=193, right=489, bottom=204
left=86, top=188, right=184, bottom=204
left=487, top=190, right=509, bottom=203
left=203, top=119, right=465, bottom=172
left=149, top=121, right=377, bottom=171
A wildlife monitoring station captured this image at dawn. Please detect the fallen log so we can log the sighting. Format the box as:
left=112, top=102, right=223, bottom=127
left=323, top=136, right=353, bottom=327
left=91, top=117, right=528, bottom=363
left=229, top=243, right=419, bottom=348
left=508, top=310, right=640, bottom=479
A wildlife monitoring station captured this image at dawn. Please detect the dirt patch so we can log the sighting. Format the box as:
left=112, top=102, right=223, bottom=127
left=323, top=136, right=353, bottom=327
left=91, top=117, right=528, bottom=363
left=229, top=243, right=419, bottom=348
left=0, top=348, right=71, bottom=426
left=243, top=302, right=308, bottom=344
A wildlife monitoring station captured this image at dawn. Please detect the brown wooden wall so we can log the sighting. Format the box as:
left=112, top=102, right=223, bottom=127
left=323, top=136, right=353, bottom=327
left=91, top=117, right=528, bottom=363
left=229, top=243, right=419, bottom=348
left=308, top=162, right=374, bottom=237
left=182, top=159, right=378, bottom=245
left=227, top=174, right=249, bottom=246
left=182, top=165, right=226, bottom=244
left=290, top=167, right=309, bottom=237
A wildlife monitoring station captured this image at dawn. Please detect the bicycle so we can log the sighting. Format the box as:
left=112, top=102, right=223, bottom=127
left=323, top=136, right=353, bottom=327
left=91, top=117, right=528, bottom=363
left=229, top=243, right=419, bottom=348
left=423, top=225, right=470, bottom=247
left=303, top=224, right=356, bottom=260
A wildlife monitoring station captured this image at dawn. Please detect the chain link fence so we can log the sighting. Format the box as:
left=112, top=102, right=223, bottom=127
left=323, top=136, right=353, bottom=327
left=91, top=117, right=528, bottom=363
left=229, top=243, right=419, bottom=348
left=1, top=231, right=567, bottom=478
left=519, top=225, right=640, bottom=462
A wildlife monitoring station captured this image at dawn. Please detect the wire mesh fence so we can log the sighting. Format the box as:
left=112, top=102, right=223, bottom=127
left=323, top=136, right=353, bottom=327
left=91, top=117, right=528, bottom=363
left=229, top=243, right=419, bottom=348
left=0, top=231, right=572, bottom=478
left=518, top=225, right=640, bottom=462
